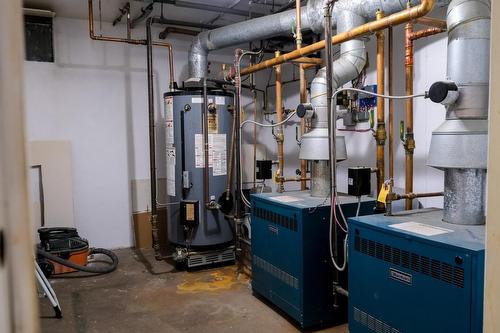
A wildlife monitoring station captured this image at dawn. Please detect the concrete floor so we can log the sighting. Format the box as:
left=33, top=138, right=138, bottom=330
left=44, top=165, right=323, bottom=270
left=40, top=248, right=348, bottom=333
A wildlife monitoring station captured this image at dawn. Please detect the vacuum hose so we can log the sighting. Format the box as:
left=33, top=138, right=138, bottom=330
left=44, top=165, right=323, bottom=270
left=37, top=247, right=119, bottom=274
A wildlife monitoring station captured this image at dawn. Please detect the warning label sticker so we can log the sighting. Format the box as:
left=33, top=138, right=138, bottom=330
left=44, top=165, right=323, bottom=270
left=194, top=134, right=227, bottom=176
left=388, top=221, right=453, bottom=237
left=167, top=148, right=176, bottom=197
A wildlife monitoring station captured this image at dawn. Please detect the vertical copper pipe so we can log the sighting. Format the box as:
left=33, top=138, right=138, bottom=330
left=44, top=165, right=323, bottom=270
left=296, top=0, right=307, bottom=191
left=275, top=50, right=285, bottom=193
left=405, top=22, right=415, bottom=210
left=388, top=27, right=394, bottom=182
left=402, top=25, right=445, bottom=210
left=375, top=10, right=386, bottom=212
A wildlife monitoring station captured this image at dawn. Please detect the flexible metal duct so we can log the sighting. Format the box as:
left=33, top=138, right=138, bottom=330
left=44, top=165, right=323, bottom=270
left=428, top=0, right=491, bottom=225
left=188, top=0, right=450, bottom=79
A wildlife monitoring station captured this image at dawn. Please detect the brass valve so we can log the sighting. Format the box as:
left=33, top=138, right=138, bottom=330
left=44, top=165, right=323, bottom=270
left=375, top=124, right=386, bottom=145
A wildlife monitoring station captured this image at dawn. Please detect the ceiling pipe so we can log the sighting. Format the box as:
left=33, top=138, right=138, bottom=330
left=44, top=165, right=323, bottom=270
left=130, top=1, right=154, bottom=28
left=159, top=26, right=199, bottom=39
left=156, top=18, right=220, bottom=30
left=188, top=0, right=450, bottom=80
left=150, top=0, right=265, bottom=17
left=240, top=0, right=449, bottom=76
left=87, top=0, right=175, bottom=90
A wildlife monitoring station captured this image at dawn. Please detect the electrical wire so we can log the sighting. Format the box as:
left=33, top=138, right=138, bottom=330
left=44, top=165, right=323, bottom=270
left=240, top=111, right=296, bottom=128
left=235, top=49, right=264, bottom=208
left=356, top=196, right=362, bottom=217
left=328, top=87, right=428, bottom=272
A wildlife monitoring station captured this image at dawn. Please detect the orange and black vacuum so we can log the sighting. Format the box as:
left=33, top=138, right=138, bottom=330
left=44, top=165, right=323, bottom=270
left=36, top=227, right=118, bottom=277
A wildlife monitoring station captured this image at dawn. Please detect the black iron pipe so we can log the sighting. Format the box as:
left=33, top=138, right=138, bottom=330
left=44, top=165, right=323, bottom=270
left=131, top=2, right=154, bottom=28
left=234, top=51, right=243, bottom=219
left=146, top=17, right=161, bottom=260
left=146, top=18, right=156, bottom=216
left=202, top=78, right=210, bottom=214
left=156, top=18, right=221, bottom=30
left=180, top=110, right=187, bottom=200
left=151, top=0, right=264, bottom=17
left=324, top=0, right=341, bottom=308
left=159, top=26, right=199, bottom=39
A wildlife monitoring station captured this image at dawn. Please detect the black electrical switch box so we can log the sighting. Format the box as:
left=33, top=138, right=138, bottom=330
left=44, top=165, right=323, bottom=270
left=348, top=167, right=371, bottom=197
left=256, top=160, right=272, bottom=180
left=180, top=200, right=199, bottom=227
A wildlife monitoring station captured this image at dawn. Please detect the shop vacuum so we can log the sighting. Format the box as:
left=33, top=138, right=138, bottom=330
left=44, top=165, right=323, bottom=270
left=36, top=227, right=118, bottom=277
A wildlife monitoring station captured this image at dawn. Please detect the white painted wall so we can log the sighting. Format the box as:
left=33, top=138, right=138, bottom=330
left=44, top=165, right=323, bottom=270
left=24, top=10, right=448, bottom=248
left=24, top=17, right=235, bottom=248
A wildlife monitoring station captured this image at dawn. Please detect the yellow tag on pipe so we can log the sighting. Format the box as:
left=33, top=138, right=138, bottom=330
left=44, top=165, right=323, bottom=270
left=377, top=184, right=391, bottom=204
left=273, top=170, right=279, bottom=184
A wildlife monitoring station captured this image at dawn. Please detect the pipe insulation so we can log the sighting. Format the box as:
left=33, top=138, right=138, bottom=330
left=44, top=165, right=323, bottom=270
left=428, top=0, right=491, bottom=225
left=188, top=0, right=450, bottom=79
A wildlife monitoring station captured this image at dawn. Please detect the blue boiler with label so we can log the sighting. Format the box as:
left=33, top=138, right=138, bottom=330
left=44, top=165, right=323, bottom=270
left=348, top=208, right=485, bottom=333
left=251, top=191, right=375, bottom=329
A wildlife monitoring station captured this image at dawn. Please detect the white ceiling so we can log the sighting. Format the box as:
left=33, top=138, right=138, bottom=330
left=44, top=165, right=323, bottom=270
left=23, top=0, right=293, bottom=26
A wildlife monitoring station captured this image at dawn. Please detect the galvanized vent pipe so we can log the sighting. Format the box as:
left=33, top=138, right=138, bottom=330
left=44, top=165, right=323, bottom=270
left=300, top=6, right=367, bottom=197
left=428, top=0, right=491, bottom=225
left=188, top=0, right=449, bottom=79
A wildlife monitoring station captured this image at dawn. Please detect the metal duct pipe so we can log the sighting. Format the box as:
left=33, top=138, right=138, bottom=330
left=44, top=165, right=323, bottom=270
left=188, top=0, right=450, bottom=79
left=189, top=6, right=312, bottom=78
left=428, top=0, right=491, bottom=225
left=299, top=8, right=367, bottom=197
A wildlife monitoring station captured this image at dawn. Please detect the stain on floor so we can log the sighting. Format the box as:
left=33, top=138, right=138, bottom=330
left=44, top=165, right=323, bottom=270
left=177, top=267, right=248, bottom=294
left=39, top=248, right=347, bottom=333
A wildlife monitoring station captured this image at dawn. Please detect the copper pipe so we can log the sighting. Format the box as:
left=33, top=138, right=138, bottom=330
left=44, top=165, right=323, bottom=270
left=296, top=0, right=307, bottom=191
left=88, top=0, right=175, bottom=90
left=388, top=26, right=394, bottom=182
left=405, top=22, right=415, bottom=211
left=404, top=23, right=445, bottom=210
left=291, top=57, right=323, bottom=65
left=410, top=27, right=446, bottom=40
left=275, top=50, right=285, bottom=193
left=375, top=10, right=386, bottom=212
left=280, top=177, right=311, bottom=183
left=302, top=62, right=322, bottom=70
left=389, top=191, right=444, bottom=201
left=386, top=190, right=444, bottom=215
left=415, top=16, right=447, bottom=29
left=240, top=0, right=435, bottom=76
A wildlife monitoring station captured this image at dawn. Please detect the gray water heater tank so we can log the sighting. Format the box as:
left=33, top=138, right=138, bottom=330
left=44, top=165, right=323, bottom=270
left=164, top=90, right=234, bottom=248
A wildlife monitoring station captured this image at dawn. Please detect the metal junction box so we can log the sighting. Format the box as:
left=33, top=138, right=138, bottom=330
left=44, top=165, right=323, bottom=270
left=348, top=208, right=485, bottom=333
left=251, top=192, right=375, bottom=329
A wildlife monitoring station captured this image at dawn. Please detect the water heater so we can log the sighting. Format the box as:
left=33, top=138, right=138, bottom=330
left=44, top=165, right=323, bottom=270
left=164, top=89, right=235, bottom=267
